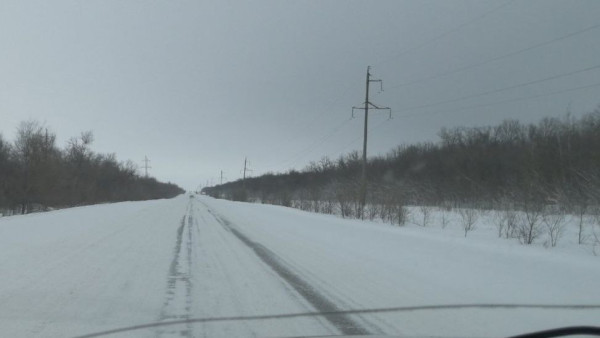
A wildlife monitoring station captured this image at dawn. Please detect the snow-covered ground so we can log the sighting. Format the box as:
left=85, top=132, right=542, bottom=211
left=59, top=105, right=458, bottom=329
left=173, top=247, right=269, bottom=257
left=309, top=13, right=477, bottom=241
left=0, top=195, right=598, bottom=338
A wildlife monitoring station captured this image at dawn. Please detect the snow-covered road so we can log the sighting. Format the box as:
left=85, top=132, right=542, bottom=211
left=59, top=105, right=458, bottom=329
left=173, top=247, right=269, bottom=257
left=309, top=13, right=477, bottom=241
left=1, top=195, right=599, bottom=338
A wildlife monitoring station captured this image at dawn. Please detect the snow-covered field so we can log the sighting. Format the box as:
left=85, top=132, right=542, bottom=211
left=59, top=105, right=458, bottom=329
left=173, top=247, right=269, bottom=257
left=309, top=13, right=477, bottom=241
left=0, top=195, right=598, bottom=338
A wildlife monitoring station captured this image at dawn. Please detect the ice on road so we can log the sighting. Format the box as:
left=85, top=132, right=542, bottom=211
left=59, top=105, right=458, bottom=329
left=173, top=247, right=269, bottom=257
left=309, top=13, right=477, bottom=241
left=0, top=195, right=598, bottom=337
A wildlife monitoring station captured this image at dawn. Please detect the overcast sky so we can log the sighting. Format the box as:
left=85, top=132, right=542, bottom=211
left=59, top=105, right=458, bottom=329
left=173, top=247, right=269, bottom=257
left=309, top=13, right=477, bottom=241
left=1, top=0, right=599, bottom=190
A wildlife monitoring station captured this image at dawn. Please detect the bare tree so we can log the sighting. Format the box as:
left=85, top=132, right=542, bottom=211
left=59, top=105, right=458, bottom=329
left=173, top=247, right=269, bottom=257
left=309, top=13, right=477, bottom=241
left=517, top=203, right=543, bottom=245
left=0, top=135, right=12, bottom=212
left=494, top=209, right=507, bottom=238
left=575, top=205, right=588, bottom=245
left=459, top=207, right=478, bottom=237
left=378, top=186, right=408, bottom=226
left=494, top=206, right=518, bottom=239
left=439, top=206, right=451, bottom=229
left=12, top=121, right=60, bottom=213
left=593, top=230, right=600, bottom=256
left=335, top=181, right=353, bottom=218
left=309, top=186, right=321, bottom=213
left=414, top=205, right=432, bottom=227
left=278, top=190, right=292, bottom=207
left=321, top=188, right=335, bottom=214
left=567, top=170, right=597, bottom=245
left=298, top=189, right=311, bottom=211
left=1, top=121, right=184, bottom=212
left=542, top=206, right=566, bottom=247
left=366, top=203, right=380, bottom=221
left=394, top=203, right=409, bottom=226
left=592, top=208, right=600, bottom=256
left=504, top=208, right=518, bottom=239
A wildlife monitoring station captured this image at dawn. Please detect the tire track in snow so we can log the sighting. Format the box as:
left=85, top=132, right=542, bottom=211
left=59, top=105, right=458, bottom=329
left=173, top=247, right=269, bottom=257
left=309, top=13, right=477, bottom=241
left=157, top=201, right=195, bottom=337
left=203, top=206, right=371, bottom=336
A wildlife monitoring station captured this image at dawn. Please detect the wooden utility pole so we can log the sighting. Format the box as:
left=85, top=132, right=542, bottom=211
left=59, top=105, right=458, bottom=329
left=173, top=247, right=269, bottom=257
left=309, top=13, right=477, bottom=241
left=241, top=157, right=253, bottom=189
left=352, top=66, right=391, bottom=219
left=242, top=157, right=248, bottom=190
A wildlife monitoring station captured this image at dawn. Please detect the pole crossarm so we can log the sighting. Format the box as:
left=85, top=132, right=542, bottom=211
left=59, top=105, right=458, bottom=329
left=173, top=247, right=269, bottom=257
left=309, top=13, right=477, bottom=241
left=352, top=104, right=392, bottom=118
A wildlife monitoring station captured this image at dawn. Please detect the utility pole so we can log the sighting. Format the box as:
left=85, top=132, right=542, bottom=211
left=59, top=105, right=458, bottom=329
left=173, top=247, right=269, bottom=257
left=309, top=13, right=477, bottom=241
left=220, top=170, right=226, bottom=185
left=142, top=156, right=151, bottom=177
left=352, top=66, right=391, bottom=219
left=241, top=157, right=253, bottom=189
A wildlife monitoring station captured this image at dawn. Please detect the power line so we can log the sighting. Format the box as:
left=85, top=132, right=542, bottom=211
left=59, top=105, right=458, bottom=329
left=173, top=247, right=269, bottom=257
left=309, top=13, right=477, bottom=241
left=290, top=9, right=599, bottom=165
left=386, top=22, right=600, bottom=91
left=396, top=81, right=600, bottom=119
left=285, top=118, right=354, bottom=169
left=326, top=117, right=391, bottom=160
left=264, top=1, right=513, bottom=170
left=265, top=117, right=354, bottom=171
left=376, top=0, right=514, bottom=66
left=257, top=2, right=513, bottom=175
left=298, top=82, right=359, bottom=136
left=394, top=63, right=600, bottom=114
left=280, top=68, right=391, bottom=173
left=260, top=83, right=359, bottom=171
left=261, top=83, right=600, bottom=177
left=259, top=17, right=599, bottom=176
left=324, top=81, right=600, bottom=161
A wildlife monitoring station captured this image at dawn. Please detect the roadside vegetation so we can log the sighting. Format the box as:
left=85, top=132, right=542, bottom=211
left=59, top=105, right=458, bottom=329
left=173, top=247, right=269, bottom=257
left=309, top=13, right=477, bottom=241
left=0, top=121, right=183, bottom=215
left=204, top=108, right=600, bottom=251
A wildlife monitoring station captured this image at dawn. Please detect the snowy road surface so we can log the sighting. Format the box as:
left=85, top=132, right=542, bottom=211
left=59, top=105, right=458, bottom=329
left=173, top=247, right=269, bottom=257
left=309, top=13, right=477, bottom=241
left=1, top=195, right=599, bottom=337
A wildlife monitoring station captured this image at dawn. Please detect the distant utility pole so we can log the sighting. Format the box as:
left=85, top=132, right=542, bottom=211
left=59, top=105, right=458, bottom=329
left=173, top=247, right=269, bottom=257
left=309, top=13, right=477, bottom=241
left=242, top=157, right=253, bottom=189
left=220, top=170, right=226, bottom=185
left=142, top=156, right=151, bottom=177
left=352, top=66, right=391, bottom=219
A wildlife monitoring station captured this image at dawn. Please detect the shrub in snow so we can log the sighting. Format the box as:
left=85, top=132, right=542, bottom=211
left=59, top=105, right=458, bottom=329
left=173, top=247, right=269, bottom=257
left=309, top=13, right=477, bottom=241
left=439, top=207, right=451, bottom=229
left=542, top=206, right=566, bottom=247
left=413, top=205, right=432, bottom=227
left=459, top=208, right=478, bottom=237
left=516, top=204, right=543, bottom=245
left=366, top=203, right=380, bottom=221
left=494, top=210, right=506, bottom=238
left=494, top=208, right=518, bottom=239
left=395, top=205, right=409, bottom=226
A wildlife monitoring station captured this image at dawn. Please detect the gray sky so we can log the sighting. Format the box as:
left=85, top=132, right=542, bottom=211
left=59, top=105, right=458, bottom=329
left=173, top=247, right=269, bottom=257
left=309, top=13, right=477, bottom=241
left=1, top=0, right=599, bottom=190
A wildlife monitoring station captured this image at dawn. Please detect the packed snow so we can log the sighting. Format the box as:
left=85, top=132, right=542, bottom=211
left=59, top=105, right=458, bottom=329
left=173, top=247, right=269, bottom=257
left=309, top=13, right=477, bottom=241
left=0, top=195, right=598, bottom=338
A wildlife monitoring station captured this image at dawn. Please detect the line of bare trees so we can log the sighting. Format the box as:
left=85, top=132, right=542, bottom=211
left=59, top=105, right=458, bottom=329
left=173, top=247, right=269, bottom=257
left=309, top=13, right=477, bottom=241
left=0, top=121, right=184, bottom=215
left=204, top=108, right=600, bottom=244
